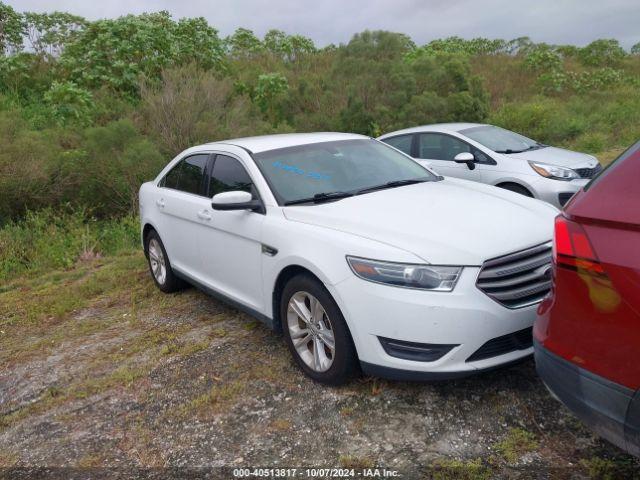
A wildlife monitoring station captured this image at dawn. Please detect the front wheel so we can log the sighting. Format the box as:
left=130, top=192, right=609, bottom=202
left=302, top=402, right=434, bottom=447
left=281, top=274, right=358, bottom=385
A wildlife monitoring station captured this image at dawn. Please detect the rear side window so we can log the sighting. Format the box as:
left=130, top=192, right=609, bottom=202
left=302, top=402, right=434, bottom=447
left=207, top=155, right=254, bottom=197
left=383, top=135, right=413, bottom=156
left=161, top=154, right=209, bottom=195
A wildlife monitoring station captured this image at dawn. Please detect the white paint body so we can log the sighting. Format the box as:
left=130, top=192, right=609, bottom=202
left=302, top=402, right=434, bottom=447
left=139, top=133, right=558, bottom=376
left=378, top=123, right=599, bottom=208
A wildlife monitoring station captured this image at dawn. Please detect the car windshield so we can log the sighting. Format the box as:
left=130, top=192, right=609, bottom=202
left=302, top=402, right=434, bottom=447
left=460, top=125, right=544, bottom=154
left=253, top=139, right=439, bottom=205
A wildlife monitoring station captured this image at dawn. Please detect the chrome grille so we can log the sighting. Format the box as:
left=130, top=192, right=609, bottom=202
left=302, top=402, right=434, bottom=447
left=575, top=164, right=602, bottom=179
left=476, top=242, right=552, bottom=309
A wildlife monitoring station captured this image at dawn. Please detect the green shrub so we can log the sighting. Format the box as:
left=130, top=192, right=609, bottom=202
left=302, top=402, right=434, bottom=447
left=139, top=66, right=272, bottom=155
left=254, top=72, right=289, bottom=125
left=75, top=119, right=165, bottom=216
left=524, top=47, right=562, bottom=71
left=490, top=98, right=587, bottom=144
left=0, top=209, right=138, bottom=281
left=0, top=107, right=65, bottom=222
left=574, top=131, right=607, bottom=153
left=43, top=80, right=94, bottom=125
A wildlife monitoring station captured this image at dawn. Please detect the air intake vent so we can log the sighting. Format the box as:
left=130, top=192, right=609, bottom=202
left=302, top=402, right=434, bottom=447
left=466, top=327, right=533, bottom=362
left=575, top=164, right=602, bottom=179
left=476, top=242, right=552, bottom=309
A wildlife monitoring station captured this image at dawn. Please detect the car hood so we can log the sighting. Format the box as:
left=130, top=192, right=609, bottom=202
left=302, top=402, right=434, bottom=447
left=282, top=179, right=557, bottom=265
left=506, top=146, right=598, bottom=168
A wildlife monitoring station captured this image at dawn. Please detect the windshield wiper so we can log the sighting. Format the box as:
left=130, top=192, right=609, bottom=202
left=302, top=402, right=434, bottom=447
left=356, top=178, right=430, bottom=195
left=496, top=143, right=548, bottom=154
left=495, top=148, right=525, bottom=154
left=283, top=191, right=355, bottom=206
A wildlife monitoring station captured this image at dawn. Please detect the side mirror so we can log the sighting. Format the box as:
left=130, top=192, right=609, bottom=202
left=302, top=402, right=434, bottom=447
left=454, top=152, right=476, bottom=170
left=212, top=191, right=263, bottom=213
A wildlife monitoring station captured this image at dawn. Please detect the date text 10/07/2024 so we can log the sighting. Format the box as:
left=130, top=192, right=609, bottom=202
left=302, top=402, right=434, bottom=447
left=233, top=468, right=401, bottom=478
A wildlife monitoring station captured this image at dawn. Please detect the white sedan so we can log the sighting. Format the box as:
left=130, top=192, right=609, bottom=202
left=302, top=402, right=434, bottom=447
left=379, top=123, right=601, bottom=208
left=139, top=133, right=557, bottom=384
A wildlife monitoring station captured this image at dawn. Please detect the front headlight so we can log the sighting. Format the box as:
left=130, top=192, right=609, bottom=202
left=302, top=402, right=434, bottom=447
left=528, top=161, right=579, bottom=181
left=346, top=256, right=462, bottom=291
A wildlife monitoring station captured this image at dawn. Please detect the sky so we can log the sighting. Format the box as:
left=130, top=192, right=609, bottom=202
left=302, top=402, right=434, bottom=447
left=7, top=0, right=640, bottom=49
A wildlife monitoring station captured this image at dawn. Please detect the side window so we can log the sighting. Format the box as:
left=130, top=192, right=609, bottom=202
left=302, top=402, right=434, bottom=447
left=208, top=154, right=254, bottom=197
left=161, top=154, right=209, bottom=195
left=418, top=133, right=471, bottom=161
left=383, top=135, right=413, bottom=156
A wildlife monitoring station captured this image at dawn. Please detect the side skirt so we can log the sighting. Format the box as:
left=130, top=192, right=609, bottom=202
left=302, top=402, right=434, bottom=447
left=173, top=269, right=275, bottom=330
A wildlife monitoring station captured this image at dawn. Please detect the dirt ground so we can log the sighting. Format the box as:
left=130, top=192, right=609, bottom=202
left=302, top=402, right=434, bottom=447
left=1, top=252, right=639, bottom=479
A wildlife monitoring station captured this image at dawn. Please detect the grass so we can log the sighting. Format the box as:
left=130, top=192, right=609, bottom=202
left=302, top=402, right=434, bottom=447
left=338, top=454, right=376, bottom=469
left=428, top=458, right=493, bottom=480
left=0, top=238, right=230, bottom=432
left=494, top=427, right=539, bottom=463
left=180, top=380, right=246, bottom=417
left=581, top=456, right=640, bottom=480
left=0, top=209, right=139, bottom=282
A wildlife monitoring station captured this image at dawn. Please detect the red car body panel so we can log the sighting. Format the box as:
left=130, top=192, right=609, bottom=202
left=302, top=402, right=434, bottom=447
left=534, top=141, right=640, bottom=456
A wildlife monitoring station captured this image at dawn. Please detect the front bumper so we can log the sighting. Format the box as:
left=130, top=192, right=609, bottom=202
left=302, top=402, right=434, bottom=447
left=329, top=267, right=537, bottom=380
left=535, top=341, right=640, bottom=457
left=530, top=177, right=589, bottom=208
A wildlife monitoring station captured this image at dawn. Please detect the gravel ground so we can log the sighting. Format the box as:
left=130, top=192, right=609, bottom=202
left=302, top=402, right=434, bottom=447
left=1, top=254, right=639, bottom=479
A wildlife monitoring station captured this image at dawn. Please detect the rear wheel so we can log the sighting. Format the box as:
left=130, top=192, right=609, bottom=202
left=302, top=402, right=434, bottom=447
left=281, top=274, right=358, bottom=385
left=497, top=183, right=534, bottom=197
left=145, top=230, right=185, bottom=293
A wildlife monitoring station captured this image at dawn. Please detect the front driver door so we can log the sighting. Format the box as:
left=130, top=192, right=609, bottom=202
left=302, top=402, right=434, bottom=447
left=197, top=153, right=265, bottom=312
left=415, top=133, right=483, bottom=181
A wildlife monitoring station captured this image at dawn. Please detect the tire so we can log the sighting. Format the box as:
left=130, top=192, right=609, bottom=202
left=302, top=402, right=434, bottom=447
left=144, top=230, right=185, bottom=293
left=497, top=183, right=534, bottom=197
left=280, top=273, right=358, bottom=385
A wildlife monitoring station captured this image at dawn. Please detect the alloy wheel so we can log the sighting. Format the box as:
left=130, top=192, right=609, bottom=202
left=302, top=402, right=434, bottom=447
left=148, top=238, right=167, bottom=285
left=286, top=291, right=336, bottom=372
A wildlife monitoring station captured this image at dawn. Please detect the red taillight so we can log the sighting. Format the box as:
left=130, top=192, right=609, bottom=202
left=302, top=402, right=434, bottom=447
left=553, top=215, right=604, bottom=275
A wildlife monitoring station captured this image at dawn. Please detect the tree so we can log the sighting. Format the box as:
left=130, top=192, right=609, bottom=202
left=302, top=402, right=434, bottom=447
left=578, top=39, right=626, bottom=67
left=23, top=11, right=86, bottom=57
left=0, top=2, right=24, bottom=55
left=59, top=11, right=225, bottom=94
left=225, top=28, right=263, bottom=58
left=263, top=29, right=315, bottom=62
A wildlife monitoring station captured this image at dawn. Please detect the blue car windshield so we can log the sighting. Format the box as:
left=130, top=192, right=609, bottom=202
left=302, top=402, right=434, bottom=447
left=253, top=139, right=439, bottom=205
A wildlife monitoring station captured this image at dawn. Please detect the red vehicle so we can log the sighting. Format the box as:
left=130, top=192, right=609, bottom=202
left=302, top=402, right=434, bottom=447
left=534, top=140, right=640, bottom=457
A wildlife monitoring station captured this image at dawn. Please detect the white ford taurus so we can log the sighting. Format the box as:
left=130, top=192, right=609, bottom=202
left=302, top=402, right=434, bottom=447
left=139, top=133, right=557, bottom=384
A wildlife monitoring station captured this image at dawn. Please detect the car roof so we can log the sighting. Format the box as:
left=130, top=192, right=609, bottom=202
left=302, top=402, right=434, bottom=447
left=378, top=123, right=488, bottom=139
left=206, top=132, right=369, bottom=154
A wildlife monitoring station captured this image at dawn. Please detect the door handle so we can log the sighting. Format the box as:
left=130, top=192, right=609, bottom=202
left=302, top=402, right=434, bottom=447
left=197, top=210, right=212, bottom=221
left=156, top=198, right=165, bottom=208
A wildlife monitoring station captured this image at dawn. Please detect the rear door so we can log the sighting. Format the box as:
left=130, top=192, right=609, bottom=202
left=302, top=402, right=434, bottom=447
left=156, top=153, right=212, bottom=276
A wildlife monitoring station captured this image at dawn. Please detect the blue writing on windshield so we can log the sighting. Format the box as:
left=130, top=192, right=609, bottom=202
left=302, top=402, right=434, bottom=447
left=272, top=161, right=330, bottom=181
